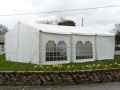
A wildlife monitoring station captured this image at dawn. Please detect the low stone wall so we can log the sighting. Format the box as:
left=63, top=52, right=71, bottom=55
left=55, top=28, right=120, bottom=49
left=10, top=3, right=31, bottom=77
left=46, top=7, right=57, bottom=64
left=0, top=69, right=120, bottom=86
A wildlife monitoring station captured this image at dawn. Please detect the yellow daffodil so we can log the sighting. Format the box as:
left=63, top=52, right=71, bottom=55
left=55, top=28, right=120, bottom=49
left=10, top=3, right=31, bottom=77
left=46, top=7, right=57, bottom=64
left=34, top=65, right=37, bottom=68
left=59, top=66, right=61, bottom=68
left=39, top=64, right=43, bottom=68
left=52, top=64, right=55, bottom=67
left=72, top=65, right=74, bottom=68
left=58, top=65, right=62, bottom=68
left=86, top=65, right=89, bottom=67
left=106, top=65, right=108, bottom=67
left=97, top=64, right=100, bottom=67
left=47, top=66, right=49, bottom=68
left=93, top=64, right=95, bottom=66
left=67, top=65, right=71, bottom=69
left=115, top=62, right=118, bottom=64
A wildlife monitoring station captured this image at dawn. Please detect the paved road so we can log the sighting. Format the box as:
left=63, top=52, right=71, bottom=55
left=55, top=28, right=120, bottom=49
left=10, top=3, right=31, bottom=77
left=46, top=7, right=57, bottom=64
left=115, top=51, right=120, bottom=55
left=0, top=82, right=120, bottom=90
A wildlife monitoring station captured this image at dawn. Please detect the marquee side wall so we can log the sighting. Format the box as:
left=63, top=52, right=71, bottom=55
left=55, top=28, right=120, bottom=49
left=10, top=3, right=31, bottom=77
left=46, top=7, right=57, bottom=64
left=96, top=36, right=115, bottom=60
left=5, top=22, right=39, bottom=64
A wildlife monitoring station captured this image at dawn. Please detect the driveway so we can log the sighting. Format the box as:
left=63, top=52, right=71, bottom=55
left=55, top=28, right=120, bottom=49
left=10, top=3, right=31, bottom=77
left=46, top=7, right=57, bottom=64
left=0, top=82, right=120, bottom=90
left=115, top=50, right=120, bottom=55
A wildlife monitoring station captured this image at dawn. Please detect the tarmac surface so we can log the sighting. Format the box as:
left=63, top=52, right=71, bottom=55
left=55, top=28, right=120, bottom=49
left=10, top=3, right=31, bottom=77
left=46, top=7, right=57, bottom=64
left=0, top=82, right=120, bottom=90
left=115, top=50, right=120, bottom=55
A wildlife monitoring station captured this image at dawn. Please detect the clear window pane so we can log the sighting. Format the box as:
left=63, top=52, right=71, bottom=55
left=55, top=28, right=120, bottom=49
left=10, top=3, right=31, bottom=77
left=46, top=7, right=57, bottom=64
left=76, top=41, right=93, bottom=60
left=46, top=40, right=67, bottom=61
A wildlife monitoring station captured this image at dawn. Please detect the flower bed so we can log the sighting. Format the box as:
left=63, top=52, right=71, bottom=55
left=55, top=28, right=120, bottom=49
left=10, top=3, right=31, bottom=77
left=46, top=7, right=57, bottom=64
left=33, top=61, right=120, bottom=71
left=0, top=68, right=120, bottom=86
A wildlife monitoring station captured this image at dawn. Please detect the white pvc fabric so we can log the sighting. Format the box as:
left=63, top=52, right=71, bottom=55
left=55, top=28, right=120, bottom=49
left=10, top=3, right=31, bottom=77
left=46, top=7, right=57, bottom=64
left=96, top=36, right=115, bottom=60
left=5, top=22, right=39, bottom=64
left=72, top=35, right=96, bottom=63
left=5, top=22, right=115, bottom=65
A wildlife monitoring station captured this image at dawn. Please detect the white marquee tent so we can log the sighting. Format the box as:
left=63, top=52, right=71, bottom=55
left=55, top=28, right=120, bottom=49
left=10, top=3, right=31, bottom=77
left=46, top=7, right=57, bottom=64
left=5, top=22, right=115, bottom=65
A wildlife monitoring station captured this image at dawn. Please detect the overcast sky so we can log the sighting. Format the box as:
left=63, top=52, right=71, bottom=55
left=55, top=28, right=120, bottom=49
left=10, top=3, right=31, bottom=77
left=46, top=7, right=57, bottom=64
left=0, top=0, right=120, bottom=31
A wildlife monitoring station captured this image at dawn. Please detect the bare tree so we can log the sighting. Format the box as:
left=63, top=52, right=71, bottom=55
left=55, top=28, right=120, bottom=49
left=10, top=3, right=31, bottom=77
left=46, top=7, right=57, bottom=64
left=112, top=24, right=120, bottom=34
left=36, top=20, right=55, bottom=25
left=112, top=24, right=120, bottom=45
left=0, top=24, right=8, bottom=34
left=36, top=16, right=75, bottom=26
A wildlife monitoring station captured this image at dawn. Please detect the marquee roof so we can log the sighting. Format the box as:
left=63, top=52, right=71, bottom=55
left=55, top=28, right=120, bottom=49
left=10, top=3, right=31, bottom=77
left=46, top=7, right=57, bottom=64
left=19, top=22, right=115, bottom=36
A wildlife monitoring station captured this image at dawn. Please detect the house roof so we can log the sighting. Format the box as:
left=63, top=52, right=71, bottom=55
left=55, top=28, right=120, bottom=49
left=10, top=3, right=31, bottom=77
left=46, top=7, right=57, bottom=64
left=117, top=32, right=120, bottom=35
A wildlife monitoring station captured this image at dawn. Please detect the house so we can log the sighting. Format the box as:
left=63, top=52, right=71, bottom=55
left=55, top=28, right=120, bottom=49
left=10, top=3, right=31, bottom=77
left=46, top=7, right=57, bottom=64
left=5, top=22, right=115, bottom=65
left=0, top=33, right=5, bottom=55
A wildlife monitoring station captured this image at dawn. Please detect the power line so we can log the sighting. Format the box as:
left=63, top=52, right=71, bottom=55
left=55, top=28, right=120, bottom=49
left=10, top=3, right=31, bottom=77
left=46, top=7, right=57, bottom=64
left=85, top=20, right=119, bottom=22
left=0, top=4, right=120, bottom=16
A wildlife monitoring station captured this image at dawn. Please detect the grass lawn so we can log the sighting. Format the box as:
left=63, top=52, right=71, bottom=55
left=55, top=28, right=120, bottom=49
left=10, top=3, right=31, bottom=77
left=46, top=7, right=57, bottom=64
left=0, top=55, right=120, bottom=71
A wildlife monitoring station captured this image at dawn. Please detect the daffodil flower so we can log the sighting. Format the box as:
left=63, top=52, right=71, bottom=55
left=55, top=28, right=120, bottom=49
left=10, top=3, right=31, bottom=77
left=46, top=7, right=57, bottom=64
left=34, top=65, right=37, bottom=68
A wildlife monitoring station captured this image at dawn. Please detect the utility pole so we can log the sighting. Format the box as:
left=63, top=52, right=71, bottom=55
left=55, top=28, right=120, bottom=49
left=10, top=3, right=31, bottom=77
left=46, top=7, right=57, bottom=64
left=82, top=18, right=83, bottom=27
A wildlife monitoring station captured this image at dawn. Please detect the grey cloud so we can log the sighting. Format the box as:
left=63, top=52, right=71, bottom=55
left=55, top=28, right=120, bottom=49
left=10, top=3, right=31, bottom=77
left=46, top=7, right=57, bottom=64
left=0, top=0, right=120, bottom=31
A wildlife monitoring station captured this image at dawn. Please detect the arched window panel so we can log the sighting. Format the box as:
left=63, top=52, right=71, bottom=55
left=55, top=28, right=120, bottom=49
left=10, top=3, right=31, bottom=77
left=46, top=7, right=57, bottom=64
left=85, top=41, right=93, bottom=59
left=76, top=41, right=93, bottom=60
left=46, top=40, right=67, bottom=61
left=57, top=41, right=67, bottom=60
left=76, top=41, right=84, bottom=59
left=46, top=40, right=56, bottom=61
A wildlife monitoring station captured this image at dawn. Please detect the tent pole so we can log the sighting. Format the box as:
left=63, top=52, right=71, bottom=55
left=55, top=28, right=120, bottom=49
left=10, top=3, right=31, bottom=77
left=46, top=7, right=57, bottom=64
left=70, top=34, right=73, bottom=63
left=17, top=22, right=20, bottom=62
left=114, top=35, right=116, bottom=61
left=95, top=34, right=97, bottom=60
left=39, top=30, right=42, bottom=65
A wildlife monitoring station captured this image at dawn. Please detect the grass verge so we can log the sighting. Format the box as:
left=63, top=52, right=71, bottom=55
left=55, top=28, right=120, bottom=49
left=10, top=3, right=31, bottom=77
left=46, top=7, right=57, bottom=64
left=0, top=55, right=120, bottom=71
